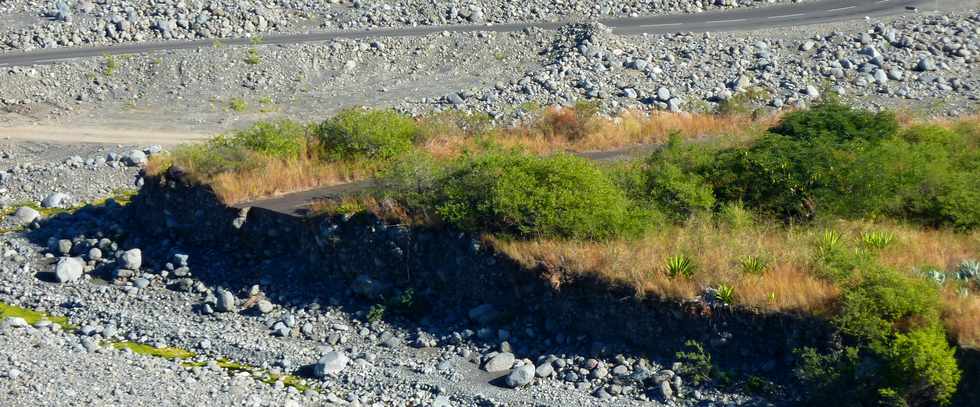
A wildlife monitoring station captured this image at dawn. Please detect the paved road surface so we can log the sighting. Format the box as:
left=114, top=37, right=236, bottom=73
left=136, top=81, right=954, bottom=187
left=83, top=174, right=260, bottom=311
left=0, top=0, right=926, bottom=68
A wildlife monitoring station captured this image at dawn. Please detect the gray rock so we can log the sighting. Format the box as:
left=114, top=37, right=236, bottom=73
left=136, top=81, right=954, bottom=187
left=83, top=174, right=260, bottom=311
left=313, top=351, right=349, bottom=377
left=256, top=300, right=274, bottom=314
left=535, top=362, right=555, bottom=378
left=41, top=192, right=70, bottom=208
left=57, top=239, right=73, bottom=255
left=54, top=257, right=85, bottom=283
left=483, top=352, right=515, bottom=372
left=656, top=86, right=671, bottom=101
left=805, top=85, right=820, bottom=98
left=10, top=207, right=40, bottom=225
left=4, top=317, right=28, bottom=328
left=505, top=364, right=535, bottom=388
left=119, top=249, right=142, bottom=270
left=660, top=379, right=674, bottom=401
left=122, top=150, right=148, bottom=167
left=914, top=57, right=936, bottom=72
left=87, top=247, right=102, bottom=261
left=271, top=322, right=290, bottom=337
left=214, top=289, right=236, bottom=313
left=133, top=278, right=150, bottom=289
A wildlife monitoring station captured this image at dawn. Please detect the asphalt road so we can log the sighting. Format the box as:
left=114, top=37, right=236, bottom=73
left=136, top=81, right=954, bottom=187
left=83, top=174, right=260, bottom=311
left=0, top=0, right=926, bottom=68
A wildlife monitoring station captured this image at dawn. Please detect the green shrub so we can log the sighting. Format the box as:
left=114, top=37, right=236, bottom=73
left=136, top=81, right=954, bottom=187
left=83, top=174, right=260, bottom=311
left=643, top=135, right=717, bottom=219
left=675, top=340, right=714, bottom=386
left=318, top=108, right=419, bottom=161
left=769, top=101, right=898, bottom=143
left=884, top=326, right=960, bottom=405
left=431, top=150, right=643, bottom=240
left=834, top=266, right=940, bottom=345
left=218, top=120, right=309, bottom=158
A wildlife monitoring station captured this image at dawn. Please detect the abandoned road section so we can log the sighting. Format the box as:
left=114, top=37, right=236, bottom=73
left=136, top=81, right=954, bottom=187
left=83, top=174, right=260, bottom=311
left=0, top=0, right=926, bottom=68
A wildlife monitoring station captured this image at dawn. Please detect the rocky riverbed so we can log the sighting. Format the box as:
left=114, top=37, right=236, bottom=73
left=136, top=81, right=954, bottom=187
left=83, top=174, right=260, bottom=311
left=0, top=6, right=976, bottom=142
left=0, top=0, right=807, bottom=51
left=0, top=142, right=770, bottom=406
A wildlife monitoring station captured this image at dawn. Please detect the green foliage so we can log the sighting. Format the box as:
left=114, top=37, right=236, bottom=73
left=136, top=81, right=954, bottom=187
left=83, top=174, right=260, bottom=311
left=366, top=304, right=385, bottom=323
left=228, top=98, right=248, bottom=113
left=642, top=135, right=717, bottom=220
left=798, top=236, right=961, bottom=406
left=675, top=340, right=714, bottom=386
left=884, top=326, right=960, bottom=405
left=861, top=230, right=896, bottom=251
left=430, top=150, right=644, bottom=240
left=317, top=108, right=419, bottom=161
left=715, top=283, right=736, bottom=305
left=737, top=255, right=769, bottom=276
left=216, top=120, right=309, bottom=158
left=103, top=54, right=118, bottom=76
left=770, top=101, right=898, bottom=143
left=243, top=48, right=261, bottom=65
left=112, top=341, right=196, bottom=360
left=664, top=254, right=697, bottom=279
left=834, top=265, right=941, bottom=345
left=717, top=201, right=754, bottom=229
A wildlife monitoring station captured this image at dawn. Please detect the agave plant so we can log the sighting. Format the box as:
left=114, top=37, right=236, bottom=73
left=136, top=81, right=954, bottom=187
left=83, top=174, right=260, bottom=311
left=715, top=284, right=736, bottom=306
left=918, top=267, right=947, bottom=286
left=737, top=255, right=769, bottom=276
left=956, top=259, right=980, bottom=282
left=816, top=230, right=843, bottom=257
left=664, top=255, right=697, bottom=279
left=861, top=230, right=895, bottom=250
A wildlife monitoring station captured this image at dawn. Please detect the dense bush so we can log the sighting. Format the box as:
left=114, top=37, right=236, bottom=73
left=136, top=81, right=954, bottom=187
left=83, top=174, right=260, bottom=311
left=769, top=101, right=898, bottom=143
left=317, top=108, right=419, bottom=161
left=636, top=102, right=980, bottom=229
left=215, top=120, right=309, bottom=158
left=427, top=149, right=645, bottom=240
left=642, top=136, right=717, bottom=220
left=795, top=236, right=961, bottom=406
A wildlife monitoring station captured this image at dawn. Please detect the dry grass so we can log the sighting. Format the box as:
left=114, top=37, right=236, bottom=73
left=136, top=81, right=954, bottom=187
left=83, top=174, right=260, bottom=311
left=942, top=293, right=980, bottom=349
left=148, top=153, right=377, bottom=204
left=208, top=158, right=376, bottom=204
left=491, top=218, right=838, bottom=314
left=491, top=218, right=980, bottom=347
left=421, top=108, right=772, bottom=158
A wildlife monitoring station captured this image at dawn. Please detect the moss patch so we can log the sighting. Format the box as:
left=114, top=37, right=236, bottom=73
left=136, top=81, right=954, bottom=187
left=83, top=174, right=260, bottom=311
left=112, top=341, right=196, bottom=360
left=0, top=302, right=73, bottom=330
left=182, top=358, right=312, bottom=392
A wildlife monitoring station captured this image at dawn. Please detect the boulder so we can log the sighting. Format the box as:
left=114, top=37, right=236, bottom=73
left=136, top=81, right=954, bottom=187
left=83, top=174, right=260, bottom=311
left=10, top=207, right=40, bottom=225
left=505, top=364, right=535, bottom=388
left=54, top=257, right=85, bottom=283
left=313, top=351, right=349, bottom=377
left=483, top=352, right=515, bottom=372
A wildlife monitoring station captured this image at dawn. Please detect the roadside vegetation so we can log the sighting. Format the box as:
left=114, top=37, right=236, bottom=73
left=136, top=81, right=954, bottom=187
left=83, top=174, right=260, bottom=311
left=148, top=101, right=979, bottom=406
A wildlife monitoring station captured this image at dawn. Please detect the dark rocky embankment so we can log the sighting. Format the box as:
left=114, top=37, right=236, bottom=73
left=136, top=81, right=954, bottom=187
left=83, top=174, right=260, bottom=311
left=131, top=167, right=842, bottom=391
